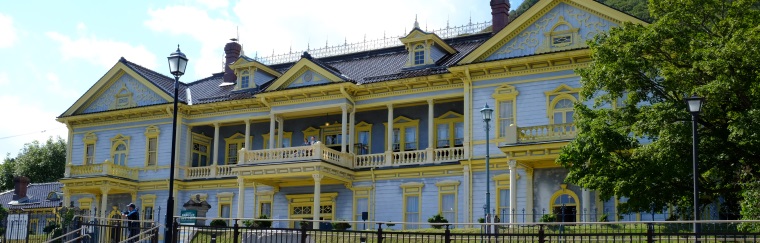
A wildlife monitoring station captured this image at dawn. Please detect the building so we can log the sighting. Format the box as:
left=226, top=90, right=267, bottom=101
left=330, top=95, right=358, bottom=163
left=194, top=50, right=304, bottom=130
left=57, top=0, right=651, bottom=231
left=0, top=177, right=64, bottom=234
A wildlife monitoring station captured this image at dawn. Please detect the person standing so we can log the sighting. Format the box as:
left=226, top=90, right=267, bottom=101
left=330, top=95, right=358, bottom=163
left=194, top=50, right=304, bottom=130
left=122, top=203, right=140, bottom=242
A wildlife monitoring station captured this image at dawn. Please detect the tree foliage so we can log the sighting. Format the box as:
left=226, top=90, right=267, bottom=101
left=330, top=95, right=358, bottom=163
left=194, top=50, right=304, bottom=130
left=0, top=137, right=66, bottom=190
left=558, top=0, right=760, bottom=219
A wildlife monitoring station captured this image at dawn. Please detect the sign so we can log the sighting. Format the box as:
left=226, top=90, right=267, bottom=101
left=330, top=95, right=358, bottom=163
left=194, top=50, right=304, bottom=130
left=180, top=210, right=197, bottom=225
left=5, top=214, right=29, bottom=240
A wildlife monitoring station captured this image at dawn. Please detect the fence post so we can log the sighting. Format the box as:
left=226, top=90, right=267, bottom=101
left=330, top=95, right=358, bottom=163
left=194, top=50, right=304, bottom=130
left=300, top=222, right=308, bottom=243
left=211, top=233, right=217, bottom=243
left=538, top=224, right=545, bottom=243
left=233, top=219, right=240, bottom=243
left=173, top=217, right=180, bottom=243
left=376, top=223, right=384, bottom=243
left=647, top=223, right=654, bottom=243
left=444, top=224, right=451, bottom=243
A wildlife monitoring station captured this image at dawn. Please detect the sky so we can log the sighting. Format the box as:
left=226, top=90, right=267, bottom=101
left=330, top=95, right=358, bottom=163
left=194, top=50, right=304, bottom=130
left=0, top=0, right=523, bottom=158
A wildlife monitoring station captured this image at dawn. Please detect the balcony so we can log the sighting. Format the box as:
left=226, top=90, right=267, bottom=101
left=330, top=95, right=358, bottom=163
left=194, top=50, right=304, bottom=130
left=503, top=122, right=577, bottom=144
left=66, top=162, right=139, bottom=180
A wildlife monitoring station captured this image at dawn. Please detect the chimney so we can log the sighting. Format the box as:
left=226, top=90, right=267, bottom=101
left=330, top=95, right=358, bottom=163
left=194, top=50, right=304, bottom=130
left=223, top=38, right=242, bottom=84
left=491, top=0, right=510, bottom=34
left=12, top=176, right=30, bottom=201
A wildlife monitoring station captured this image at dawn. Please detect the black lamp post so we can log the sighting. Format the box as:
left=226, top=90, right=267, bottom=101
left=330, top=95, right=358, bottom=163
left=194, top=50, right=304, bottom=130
left=685, top=94, right=704, bottom=242
left=480, top=104, right=494, bottom=221
left=166, top=45, right=188, bottom=243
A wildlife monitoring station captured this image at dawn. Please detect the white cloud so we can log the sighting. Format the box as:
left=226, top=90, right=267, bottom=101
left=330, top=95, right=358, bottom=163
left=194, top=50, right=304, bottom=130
left=196, top=0, right=228, bottom=9
left=0, top=96, right=68, bottom=158
left=0, top=72, right=8, bottom=86
left=46, top=30, right=158, bottom=70
left=45, top=73, right=79, bottom=100
left=0, top=13, right=18, bottom=48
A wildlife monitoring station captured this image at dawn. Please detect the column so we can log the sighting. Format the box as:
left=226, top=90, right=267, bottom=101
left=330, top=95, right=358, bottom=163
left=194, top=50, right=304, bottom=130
left=509, top=160, right=517, bottom=224
left=312, top=174, right=324, bottom=230
left=427, top=99, right=435, bottom=163
left=100, top=187, right=110, bottom=219
left=94, top=195, right=101, bottom=217
left=341, top=105, right=348, bottom=152
left=62, top=188, right=71, bottom=207
left=269, top=114, right=276, bottom=149
left=582, top=188, right=591, bottom=222
left=238, top=177, right=245, bottom=218
left=277, top=117, right=284, bottom=148
left=526, top=168, right=534, bottom=223
left=244, top=119, right=251, bottom=150
left=186, top=126, right=192, bottom=171
left=385, top=104, right=394, bottom=165
left=462, top=165, right=471, bottom=224
left=349, top=106, right=356, bottom=154
left=131, top=192, right=137, bottom=204
left=213, top=123, right=220, bottom=165
left=463, top=79, right=471, bottom=159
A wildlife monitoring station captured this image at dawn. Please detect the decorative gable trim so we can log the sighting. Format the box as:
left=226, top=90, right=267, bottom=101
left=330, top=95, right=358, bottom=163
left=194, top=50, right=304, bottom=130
left=399, top=28, right=457, bottom=67
left=457, top=0, right=646, bottom=64
left=229, top=57, right=282, bottom=78
left=264, top=58, right=345, bottom=92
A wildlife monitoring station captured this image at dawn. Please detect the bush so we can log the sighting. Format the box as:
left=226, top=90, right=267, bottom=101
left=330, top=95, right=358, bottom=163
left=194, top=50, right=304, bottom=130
left=210, top=219, right=227, bottom=227
left=427, top=213, right=449, bottom=229
left=244, top=215, right=272, bottom=229
left=539, top=214, right=557, bottom=223
left=477, top=218, right=485, bottom=223
left=598, top=213, right=609, bottom=222
left=331, top=220, right=351, bottom=231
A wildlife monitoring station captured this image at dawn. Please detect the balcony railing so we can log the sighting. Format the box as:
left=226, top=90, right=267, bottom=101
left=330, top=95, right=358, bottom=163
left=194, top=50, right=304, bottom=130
left=67, top=162, right=139, bottom=180
left=184, top=164, right=236, bottom=180
left=503, top=123, right=577, bottom=144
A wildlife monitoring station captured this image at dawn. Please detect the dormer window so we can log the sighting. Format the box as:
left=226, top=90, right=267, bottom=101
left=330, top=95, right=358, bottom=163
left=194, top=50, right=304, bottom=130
left=240, top=70, right=250, bottom=89
left=413, top=45, right=425, bottom=65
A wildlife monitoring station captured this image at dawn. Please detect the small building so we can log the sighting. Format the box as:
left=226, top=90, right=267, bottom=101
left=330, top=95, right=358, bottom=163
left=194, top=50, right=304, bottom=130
left=0, top=176, right=65, bottom=235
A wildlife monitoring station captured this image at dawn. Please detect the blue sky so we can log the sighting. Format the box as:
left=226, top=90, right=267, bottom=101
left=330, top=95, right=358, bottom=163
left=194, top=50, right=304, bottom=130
left=0, top=0, right=524, bottom=158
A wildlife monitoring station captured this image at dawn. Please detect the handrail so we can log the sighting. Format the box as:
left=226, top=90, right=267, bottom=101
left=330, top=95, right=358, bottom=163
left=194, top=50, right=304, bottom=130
left=64, top=234, right=91, bottom=243
left=117, top=225, right=161, bottom=243
left=44, top=226, right=86, bottom=243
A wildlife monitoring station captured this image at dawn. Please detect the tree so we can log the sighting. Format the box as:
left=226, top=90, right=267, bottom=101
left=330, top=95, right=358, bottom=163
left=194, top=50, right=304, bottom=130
left=557, top=0, right=760, bottom=220
left=0, top=137, right=66, bottom=190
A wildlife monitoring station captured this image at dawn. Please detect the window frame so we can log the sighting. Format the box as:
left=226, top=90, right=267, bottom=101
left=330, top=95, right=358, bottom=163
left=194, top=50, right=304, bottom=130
left=256, top=191, right=274, bottom=218
left=544, top=84, right=580, bottom=125
left=413, top=44, right=425, bottom=65
left=435, top=180, right=460, bottom=224
left=383, top=116, right=420, bottom=152
left=492, top=84, right=519, bottom=139
left=144, top=126, right=160, bottom=167
left=285, top=193, right=337, bottom=228
left=223, top=132, right=251, bottom=165
left=262, top=131, right=292, bottom=149
left=351, top=186, right=373, bottom=229
left=109, top=134, right=130, bottom=166
left=433, top=111, right=464, bottom=148
left=549, top=184, right=580, bottom=223
left=400, top=182, right=424, bottom=229
left=140, top=194, right=156, bottom=228
left=493, top=173, right=516, bottom=220
left=217, top=192, right=234, bottom=224
left=354, top=122, right=372, bottom=155
left=191, top=132, right=212, bottom=167
left=239, top=70, right=251, bottom=89
left=83, top=132, right=97, bottom=165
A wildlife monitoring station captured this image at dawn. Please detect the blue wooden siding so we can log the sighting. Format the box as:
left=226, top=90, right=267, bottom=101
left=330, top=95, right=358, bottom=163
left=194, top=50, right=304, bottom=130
left=430, top=46, right=447, bottom=62
left=285, top=70, right=331, bottom=89
left=253, top=70, right=276, bottom=87
left=82, top=74, right=168, bottom=114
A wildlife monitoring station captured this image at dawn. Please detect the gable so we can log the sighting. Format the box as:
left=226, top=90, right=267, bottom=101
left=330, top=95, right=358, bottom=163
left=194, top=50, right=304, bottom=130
left=264, top=57, right=346, bottom=92
left=81, top=73, right=169, bottom=114
left=458, top=0, right=646, bottom=64
left=253, top=69, right=276, bottom=87
left=285, top=70, right=329, bottom=89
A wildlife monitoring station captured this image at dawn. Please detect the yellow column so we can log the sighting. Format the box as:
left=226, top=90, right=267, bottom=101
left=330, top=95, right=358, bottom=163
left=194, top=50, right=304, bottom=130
left=100, top=187, right=110, bottom=218
left=509, top=160, right=517, bottom=224
left=349, top=106, right=356, bottom=154
left=526, top=168, right=534, bottom=223
left=269, top=114, right=276, bottom=149
left=277, top=117, right=284, bottom=148
left=62, top=188, right=71, bottom=207
left=427, top=99, right=435, bottom=163
left=341, top=105, right=348, bottom=152
left=238, top=177, right=245, bottom=218
left=312, top=174, right=324, bottom=230
left=386, top=104, right=394, bottom=165
left=244, top=119, right=251, bottom=150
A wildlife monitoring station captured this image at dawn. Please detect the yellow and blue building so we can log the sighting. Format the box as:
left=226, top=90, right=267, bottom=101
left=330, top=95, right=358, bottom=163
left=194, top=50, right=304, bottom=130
left=57, top=0, right=654, bottom=230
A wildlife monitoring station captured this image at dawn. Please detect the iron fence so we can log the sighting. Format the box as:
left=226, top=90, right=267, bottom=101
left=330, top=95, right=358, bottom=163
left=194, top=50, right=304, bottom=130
left=1, top=211, right=62, bottom=243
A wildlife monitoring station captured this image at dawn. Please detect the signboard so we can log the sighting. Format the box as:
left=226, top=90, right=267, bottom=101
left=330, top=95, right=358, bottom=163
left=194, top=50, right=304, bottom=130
left=5, top=214, right=29, bottom=240
left=180, top=209, right=197, bottom=225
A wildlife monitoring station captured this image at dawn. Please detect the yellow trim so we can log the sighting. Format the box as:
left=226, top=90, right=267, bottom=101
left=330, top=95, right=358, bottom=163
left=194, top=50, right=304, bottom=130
left=285, top=193, right=338, bottom=228
left=383, top=116, right=420, bottom=151
left=435, top=180, right=459, bottom=223
left=109, top=134, right=130, bottom=166
left=237, top=70, right=251, bottom=90
left=458, top=0, right=647, bottom=64
left=78, top=197, right=93, bottom=211
left=545, top=84, right=580, bottom=123
left=549, top=184, right=581, bottom=222
left=302, top=127, right=320, bottom=144
left=492, top=84, right=519, bottom=138
left=229, top=57, right=283, bottom=78
left=140, top=194, right=156, bottom=222
left=262, top=131, right=292, bottom=148
left=256, top=190, right=274, bottom=218
left=433, top=111, right=464, bottom=148
left=400, top=182, right=424, bottom=229
left=399, top=28, right=457, bottom=54
left=83, top=132, right=97, bottom=165
left=351, top=186, right=373, bottom=229
left=264, top=58, right=345, bottom=92
left=354, top=121, right=372, bottom=154
left=493, top=173, right=515, bottom=216
left=144, top=125, right=160, bottom=167
left=223, top=132, right=252, bottom=165
left=217, top=192, right=234, bottom=221
left=191, top=132, right=212, bottom=167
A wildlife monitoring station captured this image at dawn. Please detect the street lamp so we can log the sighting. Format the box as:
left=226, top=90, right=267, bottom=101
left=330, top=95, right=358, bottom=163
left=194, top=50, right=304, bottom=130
left=685, top=94, right=704, bottom=242
left=480, top=104, right=494, bottom=221
left=166, top=45, right=188, bottom=243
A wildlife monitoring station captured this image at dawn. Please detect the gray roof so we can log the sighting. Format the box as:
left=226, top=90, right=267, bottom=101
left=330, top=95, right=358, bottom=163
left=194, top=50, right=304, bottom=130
left=0, top=182, right=64, bottom=210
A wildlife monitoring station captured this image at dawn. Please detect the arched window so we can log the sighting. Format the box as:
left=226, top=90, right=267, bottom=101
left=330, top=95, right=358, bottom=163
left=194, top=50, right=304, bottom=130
left=110, top=134, right=130, bottom=166
left=413, top=44, right=425, bottom=65
left=552, top=98, right=574, bottom=124
left=549, top=184, right=580, bottom=222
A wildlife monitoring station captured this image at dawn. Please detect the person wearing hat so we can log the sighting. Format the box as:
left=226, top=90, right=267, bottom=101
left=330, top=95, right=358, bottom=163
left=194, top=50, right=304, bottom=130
left=122, top=203, right=140, bottom=241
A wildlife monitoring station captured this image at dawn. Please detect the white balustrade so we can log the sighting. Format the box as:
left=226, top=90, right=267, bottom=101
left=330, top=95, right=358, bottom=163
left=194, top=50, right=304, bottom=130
left=392, top=150, right=428, bottom=165
left=517, top=123, right=577, bottom=143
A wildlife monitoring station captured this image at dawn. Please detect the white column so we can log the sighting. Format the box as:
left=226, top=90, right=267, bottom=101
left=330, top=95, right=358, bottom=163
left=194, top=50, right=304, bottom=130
left=427, top=99, right=434, bottom=149
left=238, top=177, right=245, bottom=218
left=349, top=106, right=356, bottom=154
left=244, top=119, right=251, bottom=150
left=386, top=104, right=394, bottom=166
left=463, top=80, right=471, bottom=159
left=341, top=105, right=348, bottom=152
left=186, top=126, right=192, bottom=169
left=100, top=187, right=109, bottom=218
left=526, top=168, right=534, bottom=223
left=312, top=174, right=324, bottom=229
left=582, top=188, right=591, bottom=222
left=213, top=123, right=220, bottom=165
left=509, top=160, right=518, bottom=224
left=269, top=115, right=276, bottom=149
left=277, top=117, right=284, bottom=148
left=462, top=165, right=471, bottom=224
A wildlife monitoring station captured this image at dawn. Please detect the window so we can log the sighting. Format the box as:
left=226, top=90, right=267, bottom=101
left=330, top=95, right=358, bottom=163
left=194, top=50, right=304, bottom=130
left=217, top=192, right=234, bottom=224
left=321, top=123, right=345, bottom=149
left=545, top=84, right=580, bottom=125
left=492, top=84, right=519, bottom=138
left=240, top=70, right=250, bottom=89
left=413, top=44, right=425, bottom=65
left=401, top=182, right=423, bottom=229
left=552, top=99, right=574, bottom=124
left=83, top=132, right=97, bottom=164
left=493, top=173, right=517, bottom=222
left=436, top=180, right=459, bottom=224
left=434, top=112, right=464, bottom=148
left=145, top=126, right=160, bottom=167
left=112, top=84, right=135, bottom=109
left=536, top=16, right=581, bottom=54
left=302, top=127, right=320, bottom=146
left=191, top=132, right=212, bottom=167
left=110, top=134, right=130, bottom=166
left=549, top=184, right=579, bottom=223
left=263, top=131, right=292, bottom=149
left=256, top=191, right=274, bottom=218
left=354, top=122, right=372, bottom=155
left=224, top=133, right=250, bottom=165
left=286, top=193, right=337, bottom=228
left=141, top=194, right=156, bottom=228
left=352, top=186, right=372, bottom=229
left=384, top=116, right=419, bottom=152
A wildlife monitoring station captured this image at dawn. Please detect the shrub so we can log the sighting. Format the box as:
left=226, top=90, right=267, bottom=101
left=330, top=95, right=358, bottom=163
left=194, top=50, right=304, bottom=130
left=598, top=213, right=609, bottom=222
left=477, top=218, right=485, bottom=223
left=539, top=214, right=557, bottom=223
left=210, top=219, right=227, bottom=227
left=331, top=220, right=352, bottom=231
left=256, top=215, right=272, bottom=228
left=427, top=213, right=449, bottom=229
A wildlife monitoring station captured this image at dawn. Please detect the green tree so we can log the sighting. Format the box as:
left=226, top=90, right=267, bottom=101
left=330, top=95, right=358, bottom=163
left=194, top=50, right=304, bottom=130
left=1, top=137, right=67, bottom=189
left=558, top=0, right=760, bottom=220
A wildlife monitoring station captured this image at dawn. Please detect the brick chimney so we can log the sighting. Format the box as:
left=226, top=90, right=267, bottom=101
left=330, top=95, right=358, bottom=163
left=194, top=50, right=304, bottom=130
left=491, top=0, right=511, bottom=34
left=223, top=38, right=242, bottom=84
left=12, top=176, right=30, bottom=201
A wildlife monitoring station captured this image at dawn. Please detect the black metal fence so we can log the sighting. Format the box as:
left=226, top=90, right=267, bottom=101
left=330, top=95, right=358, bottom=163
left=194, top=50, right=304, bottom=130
left=1, top=211, right=62, bottom=243
left=170, top=218, right=760, bottom=243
